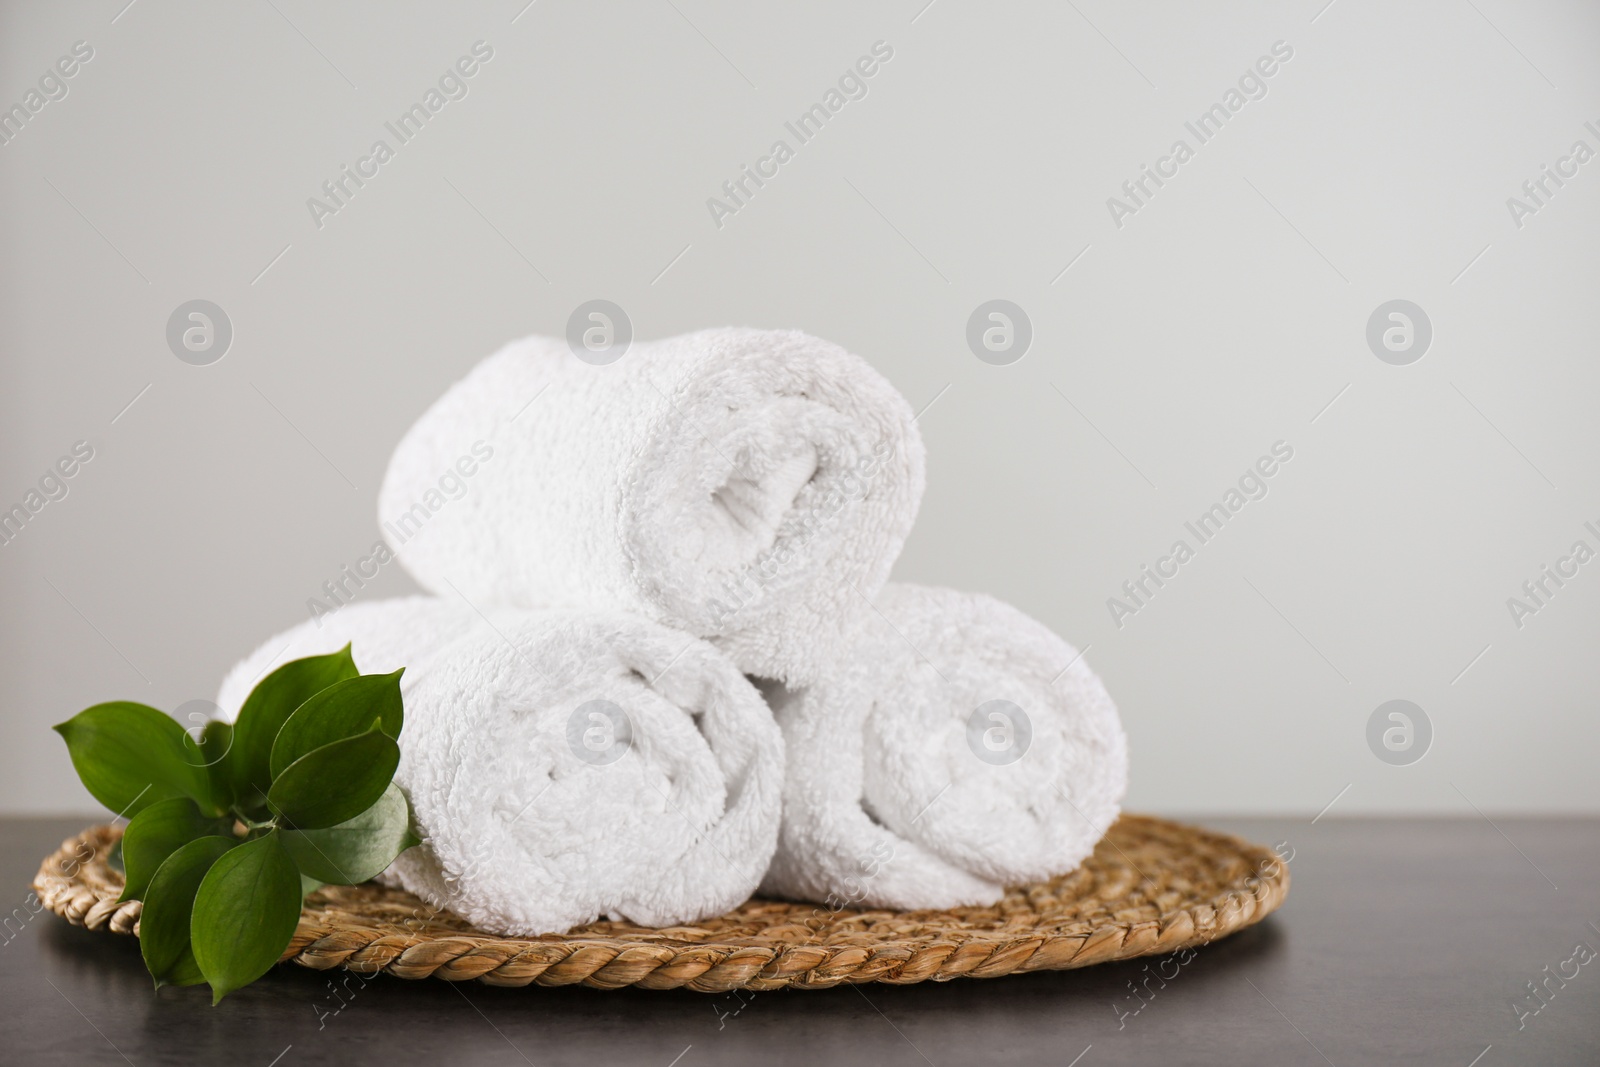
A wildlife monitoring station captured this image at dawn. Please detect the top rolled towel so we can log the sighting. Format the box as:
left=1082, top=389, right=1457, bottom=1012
left=377, top=328, right=926, bottom=685
left=215, top=597, right=782, bottom=936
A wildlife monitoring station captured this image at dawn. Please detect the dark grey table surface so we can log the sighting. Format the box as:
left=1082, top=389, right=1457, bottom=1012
left=3, top=816, right=1597, bottom=1066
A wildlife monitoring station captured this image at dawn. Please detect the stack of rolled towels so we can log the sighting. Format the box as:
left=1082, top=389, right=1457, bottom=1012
left=215, top=328, right=1128, bottom=935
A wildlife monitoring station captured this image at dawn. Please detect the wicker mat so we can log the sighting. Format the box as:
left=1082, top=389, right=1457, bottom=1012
left=33, top=814, right=1288, bottom=992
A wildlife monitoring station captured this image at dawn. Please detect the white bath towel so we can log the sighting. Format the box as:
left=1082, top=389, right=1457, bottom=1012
left=376, top=328, right=925, bottom=686
left=215, top=597, right=783, bottom=936
left=759, top=584, right=1127, bottom=910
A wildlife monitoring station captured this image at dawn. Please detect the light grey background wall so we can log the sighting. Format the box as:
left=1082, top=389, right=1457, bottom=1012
left=2, top=0, right=1596, bottom=816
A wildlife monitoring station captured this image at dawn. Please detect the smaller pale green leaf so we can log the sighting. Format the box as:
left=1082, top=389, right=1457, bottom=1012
left=281, top=782, right=415, bottom=884
left=299, top=873, right=325, bottom=898
left=139, top=836, right=236, bottom=989
left=191, top=830, right=303, bottom=1004
left=118, top=797, right=230, bottom=903
left=54, top=703, right=211, bottom=818
left=268, top=670, right=404, bottom=780
left=267, top=727, right=399, bottom=830
left=231, top=646, right=358, bottom=797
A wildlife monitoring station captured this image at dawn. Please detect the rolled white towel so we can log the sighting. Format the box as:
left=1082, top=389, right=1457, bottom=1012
left=216, top=598, right=482, bottom=707
left=215, top=597, right=783, bottom=936
left=377, top=328, right=925, bottom=685
left=759, top=583, right=1127, bottom=910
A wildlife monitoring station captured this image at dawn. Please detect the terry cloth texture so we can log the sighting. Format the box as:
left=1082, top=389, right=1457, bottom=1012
left=759, top=583, right=1127, bottom=910
left=377, top=328, right=926, bottom=685
left=216, top=596, right=784, bottom=936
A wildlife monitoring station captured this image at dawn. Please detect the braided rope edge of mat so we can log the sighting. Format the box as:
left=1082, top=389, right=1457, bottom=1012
left=32, top=815, right=1289, bottom=992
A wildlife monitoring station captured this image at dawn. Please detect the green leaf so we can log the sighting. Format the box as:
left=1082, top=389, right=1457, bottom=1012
left=180, top=719, right=236, bottom=814
left=266, top=727, right=399, bottom=830
left=118, top=798, right=231, bottom=903
left=231, top=646, right=358, bottom=799
left=299, top=873, right=325, bottom=898
left=268, top=670, right=404, bottom=781
left=53, top=703, right=211, bottom=818
left=280, top=782, right=416, bottom=884
left=139, top=836, right=236, bottom=989
left=191, top=830, right=304, bottom=1004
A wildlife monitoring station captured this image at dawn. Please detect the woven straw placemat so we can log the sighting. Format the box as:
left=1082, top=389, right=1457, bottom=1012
left=33, top=814, right=1288, bottom=992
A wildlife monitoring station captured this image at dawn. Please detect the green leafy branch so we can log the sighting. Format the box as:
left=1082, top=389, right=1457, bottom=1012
left=53, top=645, right=419, bottom=1003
